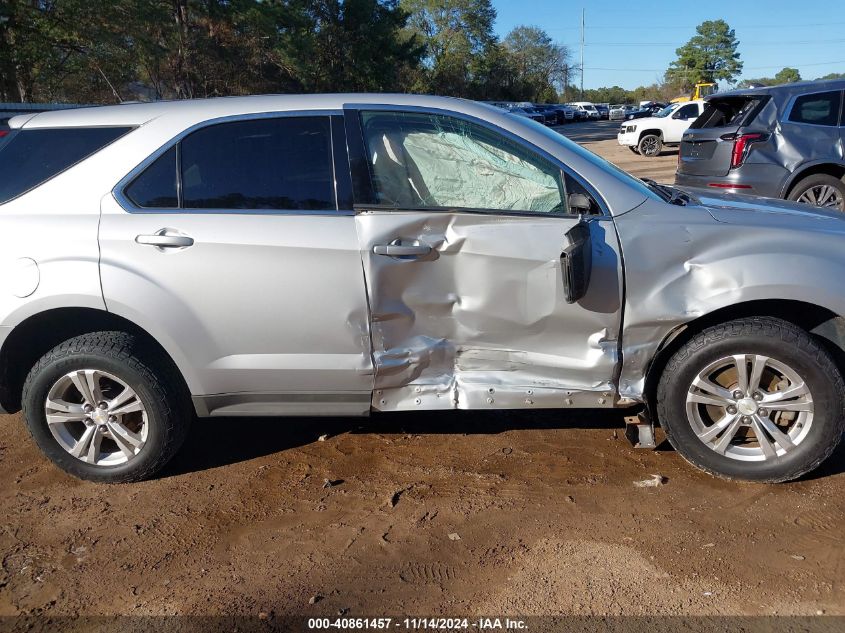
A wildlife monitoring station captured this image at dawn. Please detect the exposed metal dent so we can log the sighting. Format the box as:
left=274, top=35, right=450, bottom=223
left=615, top=197, right=845, bottom=402
left=358, top=211, right=624, bottom=412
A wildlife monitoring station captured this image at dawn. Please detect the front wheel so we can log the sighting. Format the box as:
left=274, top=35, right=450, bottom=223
left=787, top=174, right=845, bottom=211
left=656, top=317, right=845, bottom=482
left=22, top=332, right=191, bottom=483
left=628, top=146, right=640, bottom=154
left=637, top=134, right=662, bottom=157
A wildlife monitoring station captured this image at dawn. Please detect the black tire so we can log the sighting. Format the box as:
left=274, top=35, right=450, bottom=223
left=787, top=174, right=845, bottom=211
left=656, top=317, right=845, bottom=483
left=21, top=331, right=191, bottom=483
left=628, top=146, right=640, bottom=154
left=637, top=134, right=662, bottom=157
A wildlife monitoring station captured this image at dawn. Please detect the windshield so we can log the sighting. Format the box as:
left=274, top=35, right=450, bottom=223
left=653, top=104, right=679, bottom=118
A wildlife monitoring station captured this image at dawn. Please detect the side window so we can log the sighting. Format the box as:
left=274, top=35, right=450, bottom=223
left=676, top=104, right=699, bottom=120
left=0, top=127, right=131, bottom=205
left=788, top=91, right=842, bottom=126
left=180, top=117, right=334, bottom=210
left=124, top=147, right=178, bottom=208
left=360, top=111, right=570, bottom=213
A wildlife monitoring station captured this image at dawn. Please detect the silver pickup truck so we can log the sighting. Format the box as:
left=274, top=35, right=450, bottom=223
left=0, top=94, right=842, bottom=483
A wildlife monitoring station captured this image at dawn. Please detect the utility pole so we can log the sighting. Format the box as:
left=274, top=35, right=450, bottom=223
left=580, top=8, right=585, bottom=100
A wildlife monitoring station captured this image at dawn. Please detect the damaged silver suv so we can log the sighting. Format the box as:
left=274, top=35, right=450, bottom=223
left=1, top=95, right=844, bottom=483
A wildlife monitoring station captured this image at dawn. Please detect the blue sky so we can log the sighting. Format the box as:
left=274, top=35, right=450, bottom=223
left=493, top=0, right=845, bottom=89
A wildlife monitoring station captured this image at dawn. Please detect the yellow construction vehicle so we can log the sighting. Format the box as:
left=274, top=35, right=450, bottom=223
left=671, top=82, right=717, bottom=103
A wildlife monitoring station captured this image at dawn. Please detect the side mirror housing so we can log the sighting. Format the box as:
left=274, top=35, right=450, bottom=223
left=560, top=220, right=593, bottom=304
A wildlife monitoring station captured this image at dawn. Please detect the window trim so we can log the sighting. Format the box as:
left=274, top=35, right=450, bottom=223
left=0, top=125, right=134, bottom=206
left=783, top=89, right=844, bottom=128
left=343, top=104, right=610, bottom=218
left=113, top=110, right=349, bottom=216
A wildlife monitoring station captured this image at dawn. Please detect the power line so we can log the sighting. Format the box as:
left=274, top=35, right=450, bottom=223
left=586, top=38, right=845, bottom=47
left=542, top=21, right=845, bottom=32
left=585, top=59, right=845, bottom=73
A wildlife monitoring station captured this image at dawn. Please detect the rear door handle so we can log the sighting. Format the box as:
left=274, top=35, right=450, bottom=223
left=373, top=241, right=432, bottom=258
left=135, top=232, right=195, bottom=248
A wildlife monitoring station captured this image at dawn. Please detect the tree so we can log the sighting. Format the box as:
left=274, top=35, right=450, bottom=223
left=400, top=0, right=497, bottom=96
left=503, top=25, right=572, bottom=102
left=298, top=0, right=424, bottom=92
left=816, top=72, right=845, bottom=80
left=665, top=19, right=742, bottom=88
left=738, top=67, right=802, bottom=89
left=774, top=67, right=801, bottom=84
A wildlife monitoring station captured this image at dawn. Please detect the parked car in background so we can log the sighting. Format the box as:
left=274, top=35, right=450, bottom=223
left=2, top=93, right=844, bottom=485
left=676, top=80, right=845, bottom=211
left=609, top=105, right=632, bottom=121
left=618, top=101, right=705, bottom=156
left=626, top=102, right=668, bottom=121
left=556, top=104, right=576, bottom=122
left=595, top=104, right=609, bottom=119
left=569, top=102, right=600, bottom=119
left=533, top=104, right=565, bottom=125
left=502, top=104, right=545, bottom=124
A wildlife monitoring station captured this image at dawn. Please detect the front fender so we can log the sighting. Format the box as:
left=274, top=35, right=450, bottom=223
left=614, top=199, right=845, bottom=399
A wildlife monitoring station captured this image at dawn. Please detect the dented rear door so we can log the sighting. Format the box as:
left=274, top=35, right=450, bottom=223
left=346, top=107, right=624, bottom=412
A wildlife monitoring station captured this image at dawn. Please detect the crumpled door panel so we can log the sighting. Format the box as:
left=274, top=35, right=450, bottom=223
left=356, top=210, right=624, bottom=411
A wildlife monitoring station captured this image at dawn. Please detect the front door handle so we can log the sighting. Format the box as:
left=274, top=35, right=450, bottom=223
left=373, top=241, right=432, bottom=258
left=135, top=231, right=195, bottom=248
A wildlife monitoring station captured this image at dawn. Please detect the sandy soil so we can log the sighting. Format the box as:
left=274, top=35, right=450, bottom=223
left=1, top=125, right=843, bottom=621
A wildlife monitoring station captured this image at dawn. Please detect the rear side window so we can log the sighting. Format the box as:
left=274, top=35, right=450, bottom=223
left=0, top=127, right=131, bottom=204
left=181, top=117, right=334, bottom=210
left=690, top=97, right=761, bottom=129
left=675, top=103, right=700, bottom=120
left=124, top=147, right=178, bottom=209
left=788, top=91, right=842, bottom=126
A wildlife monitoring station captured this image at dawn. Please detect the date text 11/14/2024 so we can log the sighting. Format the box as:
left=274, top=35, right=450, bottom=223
left=307, top=617, right=528, bottom=630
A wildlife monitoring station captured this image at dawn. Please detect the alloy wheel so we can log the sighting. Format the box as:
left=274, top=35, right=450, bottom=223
left=45, top=369, right=149, bottom=466
left=797, top=184, right=844, bottom=210
left=685, top=354, right=813, bottom=461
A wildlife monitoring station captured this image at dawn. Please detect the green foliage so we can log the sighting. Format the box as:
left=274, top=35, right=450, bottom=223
left=815, top=72, right=845, bottom=80
left=665, top=19, right=742, bottom=88
left=0, top=0, right=577, bottom=104
left=738, top=67, right=803, bottom=89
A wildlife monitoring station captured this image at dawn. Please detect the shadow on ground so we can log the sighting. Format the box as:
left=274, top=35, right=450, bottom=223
left=162, top=405, right=845, bottom=482
left=162, top=407, right=634, bottom=477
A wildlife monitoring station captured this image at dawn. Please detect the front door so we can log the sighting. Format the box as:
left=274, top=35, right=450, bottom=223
left=666, top=102, right=702, bottom=143
left=346, top=108, right=624, bottom=411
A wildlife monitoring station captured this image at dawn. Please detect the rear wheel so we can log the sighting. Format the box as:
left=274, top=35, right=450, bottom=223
left=787, top=174, right=845, bottom=211
left=22, top=332, right=191, bottom=483
left=637, top=134, right=662, bottom=157
left=656, top=317, right=844, bottom=482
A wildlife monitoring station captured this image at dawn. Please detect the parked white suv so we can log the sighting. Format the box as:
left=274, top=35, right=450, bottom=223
left=618, top=101, right=705, bottom=156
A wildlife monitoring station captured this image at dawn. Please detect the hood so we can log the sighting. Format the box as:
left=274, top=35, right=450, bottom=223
left=678, top=187, right=845, bottom=228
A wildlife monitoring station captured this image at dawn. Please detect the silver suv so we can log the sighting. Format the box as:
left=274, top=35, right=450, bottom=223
left=1, top=94, right=844, bottom=483
left=676, top=79, right=845, bottom=210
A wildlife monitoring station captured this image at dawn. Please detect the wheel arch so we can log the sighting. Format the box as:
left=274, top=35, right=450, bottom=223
left=642, top=299, right=845, bottom=416
left=638, top=128, right=663, bottom=142
left=782, top=162, right=845, bottom=198
left=0, top=307, right=192, bottom=414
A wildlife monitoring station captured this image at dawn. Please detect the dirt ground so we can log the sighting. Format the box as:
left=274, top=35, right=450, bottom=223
left=1, top=124, right=843, bottom=623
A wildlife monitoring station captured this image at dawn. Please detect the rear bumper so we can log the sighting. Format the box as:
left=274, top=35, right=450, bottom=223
left=675, top=164, right=788, bottom=199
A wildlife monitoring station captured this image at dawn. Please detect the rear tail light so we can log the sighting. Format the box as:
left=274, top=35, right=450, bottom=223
left=720, top=132, right=768, bottom=169
left=0, top=130, right=8, bottom=138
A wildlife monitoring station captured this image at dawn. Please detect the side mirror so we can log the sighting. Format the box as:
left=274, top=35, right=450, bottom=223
left=568, top=192, right=593, bottom=214
left=560, top=220, right=593, bottom=304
